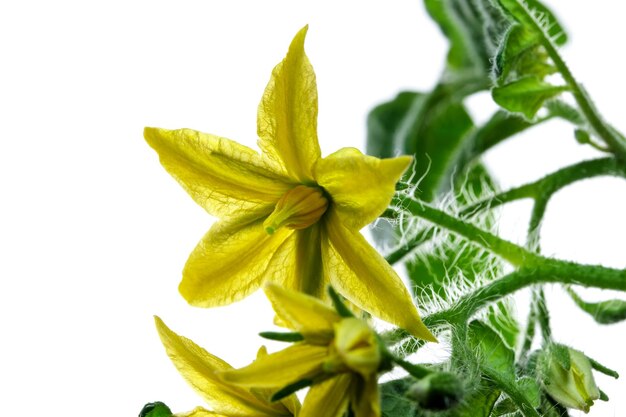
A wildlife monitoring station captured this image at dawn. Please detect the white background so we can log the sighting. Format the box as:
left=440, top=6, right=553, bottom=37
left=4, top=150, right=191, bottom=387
left=1, top=1, right=625, bottom=416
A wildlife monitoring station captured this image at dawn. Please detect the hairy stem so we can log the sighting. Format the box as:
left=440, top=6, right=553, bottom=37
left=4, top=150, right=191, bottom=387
left=394, top=198, right=537, bottom=266
left=543, top=41, right=626, bottom=159
left=461, top=157, right=626, bottom=216
left=385, top=158, right=625, bottom=265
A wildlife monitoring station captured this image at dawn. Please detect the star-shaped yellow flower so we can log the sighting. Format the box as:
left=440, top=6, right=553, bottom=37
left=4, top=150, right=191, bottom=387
left=154, top=316, right=300, bottom=417
left=144, top=26, right=434, bottom=341
left=222, top=284, right=384, bottom=417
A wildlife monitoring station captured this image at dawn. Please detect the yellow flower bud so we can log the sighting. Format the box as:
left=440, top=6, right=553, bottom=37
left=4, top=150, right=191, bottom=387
left=332, top=317, right=381, bottom=377
left=540, top=346, right=600, bottom=413
left=263, top=185, right=328, bottom=234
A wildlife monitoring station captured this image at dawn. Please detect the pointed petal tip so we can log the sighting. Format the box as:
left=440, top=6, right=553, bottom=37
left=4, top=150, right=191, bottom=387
left=409, top=321, right=438, bottom=343
left=383, top=154, right=413, bottom=180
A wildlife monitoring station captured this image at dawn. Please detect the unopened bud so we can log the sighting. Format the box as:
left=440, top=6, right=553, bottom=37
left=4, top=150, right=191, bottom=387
left=538, top=344, right=600, bottom=413
left=332, top=317, right=381, bottom=376
left=407, top=372, right=464, bottom=411
left=139, top=402, right=172, bottom=417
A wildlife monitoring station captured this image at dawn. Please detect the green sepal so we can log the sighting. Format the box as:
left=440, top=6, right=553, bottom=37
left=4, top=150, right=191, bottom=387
left=139, top=402, right=172, bottom=417
left=587, top=356, right=620, bottom=379
left=550, top=343, right=571, bottom=371
left=259, top=331, right=304, bottom=342
left=492, top=76, right=568, bottom=119
left=327, top=285, right=354, bottom=318
left=599, top=389, right=609, bottom=401
left=270, top=378, right=313, bottom=402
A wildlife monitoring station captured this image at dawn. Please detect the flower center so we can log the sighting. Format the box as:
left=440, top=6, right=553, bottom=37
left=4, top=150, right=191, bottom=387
left=263, top=185, right=329, bottom=235
left=331, top=317, right=381, bottom=376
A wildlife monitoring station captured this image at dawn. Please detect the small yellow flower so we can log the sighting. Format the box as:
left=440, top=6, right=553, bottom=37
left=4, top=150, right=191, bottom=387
left=222, top=284, right=384, bottom=417
left=154, top=316, right=300, bottom=417
left=144, top=26, right=434, bottom=341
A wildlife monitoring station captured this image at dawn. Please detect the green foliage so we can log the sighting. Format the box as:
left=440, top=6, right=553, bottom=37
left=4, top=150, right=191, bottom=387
left=492, top=77, right=568, bottom=119
left=367, top=90, right=474, bottom=202
left=567, top=288, right=626, bottom=324
left=380, top=378, right=419, bottom=417
left=424, top=0, right=508, bottom=77
left=468, top=321, right=515, bottom=378
left=449, top=380, right=501, bottom=417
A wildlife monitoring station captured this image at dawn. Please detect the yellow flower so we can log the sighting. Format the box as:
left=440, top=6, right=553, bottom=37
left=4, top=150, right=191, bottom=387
left=222, top=284, right=384, bottom=417
left=154, top=316, right=300, bottom=417
left=144, top=26, right=435, bottom=341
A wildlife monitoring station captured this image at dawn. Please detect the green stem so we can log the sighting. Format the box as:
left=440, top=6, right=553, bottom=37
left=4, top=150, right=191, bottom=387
left=484, top=370, right=542, bottom=417
left=387, top=261, right=626, bottom=356
left=394, top=198, right=537, bottom=267
left=384, top=228, right=434, bottom=265
left=519, top=302, right=537, bottom=361
left=535, top=287, right=551, bottom=343
left=461, top=157, right=625, bottom=216
left=386, top=158, right=625, bottom=265
left=426, top=261, right=626, bottom=328
left=536, top=17, right=626, bottom=158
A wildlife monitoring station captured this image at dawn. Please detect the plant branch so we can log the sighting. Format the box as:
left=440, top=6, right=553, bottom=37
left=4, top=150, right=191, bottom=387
left=460, top=157, right=626, bottom=216
left=393, top=198, right=537, bottom=267
left=531, top=14, right=626, bottom=158
left=385, top=158, right=625, bottom=265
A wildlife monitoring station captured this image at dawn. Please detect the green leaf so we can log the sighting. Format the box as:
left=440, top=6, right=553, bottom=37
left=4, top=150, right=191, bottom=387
left=567, top=288, right=626, bottom=324
left=486, top=301, right=520, bottom=351
left=406, top=164, right=501, bottom=301
left=366, top=91, right=420, bottom=160
left=468, top=320, right=516, bottom=378
left=448, top=379, right=501, bottom=417
left=496, top=0, right=568, bottom=46
left=492, top=396, right=519, bottom=416
left=492, top=76, right=568, bottom=119
left=367, top=89, right=473, bottom=248
left=425, top=0, right=509, bottom=76
left=380, top=378, right=420, bottom=417
left=545, top=100, right=585, bottom=126
left=517, top=376, right=541, bottom=408
left=367, top=89, right=474, bottom=201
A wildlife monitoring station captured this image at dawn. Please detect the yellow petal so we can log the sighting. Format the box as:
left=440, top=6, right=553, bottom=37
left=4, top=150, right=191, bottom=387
left=252, top=346, right=303, bottom=416
left=264, top=283, right=339, bottom=343
left=175, top=406, right=224, bottom=417
left=271, top=225, right=327, bottom=298
left=222, top=344, right=328, bottom=388
left=144, top=127, right=292, bottom=218
left=314, top=148, right=412, bottom=230
left=351, top=376, right=381, bottom=417
left=154, top=317, right=290, bottom=416
left=300, top=374, right=353, bottom=417
left=180, top=210, right=293, bottom=307
left=257, top=25, right=321, bottom=181
left=322, top=212, right=437, bottom=342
